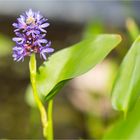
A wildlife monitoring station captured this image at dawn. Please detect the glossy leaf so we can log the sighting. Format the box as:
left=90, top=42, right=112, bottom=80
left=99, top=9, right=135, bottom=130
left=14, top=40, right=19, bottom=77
left=103, top=99, right=140, bottom=139
left=36, top=34, right=121, bottom=101
left=112, top=36, right=140, bottom=114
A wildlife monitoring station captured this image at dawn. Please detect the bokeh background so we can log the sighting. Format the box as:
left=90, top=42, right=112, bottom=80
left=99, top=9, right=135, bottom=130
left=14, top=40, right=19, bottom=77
left=0, top=0, right=139, bottom=139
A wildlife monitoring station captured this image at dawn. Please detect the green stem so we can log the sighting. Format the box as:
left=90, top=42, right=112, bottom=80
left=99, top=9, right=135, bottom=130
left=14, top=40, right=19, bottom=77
left=29, top=54, right=48, bottom=139
left=48, top=99, right=54, bottom=140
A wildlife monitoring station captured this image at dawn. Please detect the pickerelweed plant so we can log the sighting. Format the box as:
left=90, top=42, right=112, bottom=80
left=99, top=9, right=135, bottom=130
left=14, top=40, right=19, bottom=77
left=12, top=9, right=121, bottom=139
left=12, top=9, right=54, bottom=139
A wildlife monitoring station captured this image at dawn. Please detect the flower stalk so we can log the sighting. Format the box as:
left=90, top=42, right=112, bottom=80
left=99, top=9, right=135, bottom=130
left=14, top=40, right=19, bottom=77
left=48, top=99, right=54, bottom=140
left=29, top=54, right=48, bottom=139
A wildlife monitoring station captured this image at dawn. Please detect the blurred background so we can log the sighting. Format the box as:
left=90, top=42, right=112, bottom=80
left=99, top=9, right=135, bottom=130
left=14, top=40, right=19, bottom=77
left=0, top=0, right=139, bottom=139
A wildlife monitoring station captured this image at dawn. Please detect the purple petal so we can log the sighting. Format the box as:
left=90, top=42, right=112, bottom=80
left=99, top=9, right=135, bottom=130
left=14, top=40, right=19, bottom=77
left=12, top=23, right=18, bottom=28
left=26, top=9, right=34, bottom=17
left=45, top=48, right=54, bottom=53
left=39, top=28, right=46, bottom=33
left=40, top=23, right=49, bottom=28
left=41, top=53, right=47, bottom=60
left=39, top=39, right=47, bottom=43
left=35, top=11, right=42, bottom=21
left=12, top=37, right=24, bottom=44
left=12, top=46, right=25, bottom=62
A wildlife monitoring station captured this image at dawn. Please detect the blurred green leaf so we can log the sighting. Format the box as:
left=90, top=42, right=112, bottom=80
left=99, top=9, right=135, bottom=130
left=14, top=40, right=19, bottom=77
left=25, top=85, right=37, bottom=108
left=112, top=36, right=140, bottom=114
left=0, top=34, right=13, bottom=57
left=36, top=34, right=121, bottom=101
left=83, top=21, right=104, bottom=38
left=103, top=99, right=140, bottom=139
left=126, top=18, right=140, bottom=41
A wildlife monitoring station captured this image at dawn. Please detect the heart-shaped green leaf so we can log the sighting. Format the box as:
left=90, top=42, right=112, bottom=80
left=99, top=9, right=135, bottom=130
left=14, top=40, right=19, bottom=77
left=36, top=34, right=121, bottom=101
left=112, top=36, right=140, bottom=114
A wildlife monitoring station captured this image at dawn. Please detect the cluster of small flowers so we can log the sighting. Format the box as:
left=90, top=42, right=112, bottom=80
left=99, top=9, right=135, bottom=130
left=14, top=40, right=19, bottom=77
left=12, top=9, right=54, bottom=61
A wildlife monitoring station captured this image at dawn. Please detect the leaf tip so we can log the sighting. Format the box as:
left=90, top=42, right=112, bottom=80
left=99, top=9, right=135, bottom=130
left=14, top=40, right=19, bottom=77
left=115, top=34, right=122, bottom=42
left=112, top=98, right=119, bottom=111
left=109, top=34, right=122, bottom=45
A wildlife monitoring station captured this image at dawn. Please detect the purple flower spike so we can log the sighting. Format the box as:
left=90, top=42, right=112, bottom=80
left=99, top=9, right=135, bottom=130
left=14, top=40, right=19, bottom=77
left=12, top=9, right=54, bottom=62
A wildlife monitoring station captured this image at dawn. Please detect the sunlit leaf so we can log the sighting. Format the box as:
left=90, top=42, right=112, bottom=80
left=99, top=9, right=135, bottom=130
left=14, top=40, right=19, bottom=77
left=112, top=36, right=140, bottom=114
left=36, top=34, right=121, bottom=101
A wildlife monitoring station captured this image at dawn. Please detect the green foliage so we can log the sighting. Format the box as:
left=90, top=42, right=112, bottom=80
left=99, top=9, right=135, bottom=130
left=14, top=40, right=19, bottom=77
left=25, top=85, right=37, bottom=108
left=126, top=18, right=140, bottom=41
left=36, top=34, right=121, bottom=101
left=103, top=18, right=140, bottom=140
left=111, top=36, right=140, bottom=114
left=103, top=99, right=140, bottom=139
left=83, top=21, right=104, bottom=38
left=0, top=34, right=13, bottom=57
